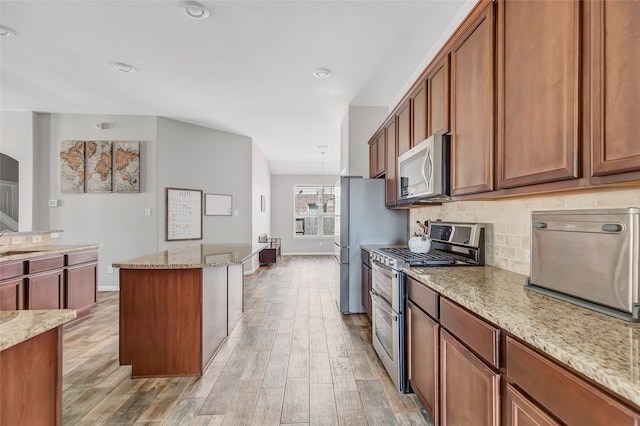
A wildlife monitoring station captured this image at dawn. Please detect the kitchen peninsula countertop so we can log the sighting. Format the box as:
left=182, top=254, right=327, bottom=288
left=404, top=265, right=640, bottom=408
left=0, top=309, right=76, bottom=351
left=0, top=244, right=101, bottom=262
left=112, top=244, right=264, bottom=269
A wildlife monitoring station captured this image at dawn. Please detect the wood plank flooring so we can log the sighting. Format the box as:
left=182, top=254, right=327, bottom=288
left=62, top=255, right=431, bottom=425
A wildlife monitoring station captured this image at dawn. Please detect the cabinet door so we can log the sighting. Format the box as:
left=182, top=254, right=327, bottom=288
left=411, top=81, right=428, bottom=146
left=369, top=139, right=378, bottom=178
left=497, top=0, right=580, bottom=188
left=27, top=270, right=63, bottom=310
left=361, top=262, right=370, bottom=315
left=385, top=119, right=398, bottom=207
left=65, top=263, right=97, bottom=313
left=451, top=5, right=495, bottom=196
left=376, top=133, right=386, bottom=176
left=0, top=279, right=24, bottom=310
left=590, top=0, right=640, bottom=177
left=441, top=329, right=500, bottom=426
left=397, top=101, right=411, bottom=157
left=408, top=302, right=439, bottom=424
left=428, top=55, right=450, bottom=136
left=506, top=384, right=560, bottom=426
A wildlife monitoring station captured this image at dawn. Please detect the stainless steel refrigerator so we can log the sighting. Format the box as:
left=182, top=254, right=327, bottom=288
left=334, top=176, right=408, bottom=313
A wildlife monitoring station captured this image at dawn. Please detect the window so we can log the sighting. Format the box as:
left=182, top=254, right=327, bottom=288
left=293, top=185, right=336, bottom=237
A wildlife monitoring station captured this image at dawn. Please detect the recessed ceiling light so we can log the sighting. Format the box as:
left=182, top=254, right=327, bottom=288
left=110, top=62, right=137, bottom=73
left=0, top=26, right=16, bottom=37
left=313, top=68, right=331, bottom=79
left=181, top=1, right=210, bottom=19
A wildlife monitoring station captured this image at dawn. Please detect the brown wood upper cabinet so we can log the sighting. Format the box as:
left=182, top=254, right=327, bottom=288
left=368, top=131, right=385, bottom=178
left=497, top=0, right=581, bottom=189
left=427, top=55, right=450, bottom=136
left=384, top=118, right=398, bottom=207
left=590, top=0, right=640, bottom=178
left=397, top=101, right=411, bottom=157
left=450, top=4, right=495, bottom=196
left=411, top=81, right=428, bottom=146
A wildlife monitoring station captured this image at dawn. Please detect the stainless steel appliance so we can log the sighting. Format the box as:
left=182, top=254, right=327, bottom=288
left=526, top=208, right=640, bottom=321
left=369, top=221, right=485, bottom=392
left=398, top=134, right=450, bottom=202
left=334, top=176, right=408, bottom=313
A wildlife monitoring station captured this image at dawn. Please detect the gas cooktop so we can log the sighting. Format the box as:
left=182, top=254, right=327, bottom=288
left=378, top=247, right=475, bottom=266
left=371, top=221, right=486, bottom=269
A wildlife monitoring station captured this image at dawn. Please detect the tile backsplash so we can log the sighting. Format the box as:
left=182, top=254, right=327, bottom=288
left=411, top=187, right=640, bottom=276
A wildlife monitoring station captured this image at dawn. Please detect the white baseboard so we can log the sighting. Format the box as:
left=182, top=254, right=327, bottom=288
left=244, top=264, right=259, bottom=275
left=98, top=286, right=119, bottom=291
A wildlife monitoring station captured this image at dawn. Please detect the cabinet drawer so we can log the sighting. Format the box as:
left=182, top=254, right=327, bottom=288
left=406, top=275, right=438, bottom=319
left=66, top=250, right=98, bottom=266
left=0, top=261, right=24, bottom=280
left=506, top=336, right=640, bottom=426
left=440, top=298, right=499, bottom=368
left=27, top=255, right=64, bottom=274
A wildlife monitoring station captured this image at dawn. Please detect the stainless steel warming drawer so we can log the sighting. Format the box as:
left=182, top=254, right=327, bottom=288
left=526, top=208, right=640, bottom=321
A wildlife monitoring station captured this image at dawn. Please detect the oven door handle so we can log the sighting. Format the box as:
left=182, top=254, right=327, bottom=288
left=370, top=290, right=398, bottom=321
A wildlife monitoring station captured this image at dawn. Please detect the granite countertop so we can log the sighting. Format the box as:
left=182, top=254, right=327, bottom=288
left=404, top=266, right=640, bottom=408
left=0, top=244, right=101, bottom=262
left=0, top=309, right=76, bottom=351
left=112, top=244, right=265, bottom=269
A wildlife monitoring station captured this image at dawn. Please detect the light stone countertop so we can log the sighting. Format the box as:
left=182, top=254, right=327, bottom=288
left=0, top=244, right=101, bottom=262
left=0, top=309, right=76, bottom=351
left=404, top=266, right=640, bottom=408
left=112, top=244, right=265, bottom=269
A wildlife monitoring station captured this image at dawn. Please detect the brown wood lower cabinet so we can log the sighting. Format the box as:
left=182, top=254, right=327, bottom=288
left=0, top=279, right=24, bottom=310
left=0, top=327, right=62, bottom=425
left=65, top=262, right=97, bottom=317
left=26, top=269, right=64, bottom=310
left=407, top=301, right=439, bottom=424
left=440, top=329, right=500, bottom=426
left=361, top=250, right=372, bottom=320
left=505, top=383, right=560, bottom=426
left=404, top=276, right=640, bottom=425
left=506, top=336, right=640, bottom=426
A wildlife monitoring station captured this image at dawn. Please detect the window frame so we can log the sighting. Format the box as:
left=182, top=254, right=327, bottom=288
left=292, top=184, right=336, bottom=238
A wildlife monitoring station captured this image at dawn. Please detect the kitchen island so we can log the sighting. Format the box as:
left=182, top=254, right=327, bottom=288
left=0, top=309, right=76, bottom=425
left=112, top=244, right=262, bottom=378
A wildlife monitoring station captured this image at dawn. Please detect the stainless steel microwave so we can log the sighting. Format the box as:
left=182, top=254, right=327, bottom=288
left=398, top=134, right=450, bottom=202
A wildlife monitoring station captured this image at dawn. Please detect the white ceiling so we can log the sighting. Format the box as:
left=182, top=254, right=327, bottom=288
left=0, top=0, right=472, bottom=175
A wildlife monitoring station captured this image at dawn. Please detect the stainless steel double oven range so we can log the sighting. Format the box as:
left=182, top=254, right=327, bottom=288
left=368, top=221, right=485, bottom=392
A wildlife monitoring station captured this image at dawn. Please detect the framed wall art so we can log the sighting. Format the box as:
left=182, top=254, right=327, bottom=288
left=205, top=193, right=232, bottom=216
left=166, top=187, right=203, bottom=241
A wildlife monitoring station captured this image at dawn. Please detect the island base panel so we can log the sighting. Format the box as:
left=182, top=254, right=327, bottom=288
left=0, top=327, right=62, bottom=425
left=119, top=268, right=203, bottom=378
left=202, top=267, right=228, bottom=367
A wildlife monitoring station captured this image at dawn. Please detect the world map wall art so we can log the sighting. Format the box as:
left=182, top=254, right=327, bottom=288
left=60, top=141, right=140, bottom=193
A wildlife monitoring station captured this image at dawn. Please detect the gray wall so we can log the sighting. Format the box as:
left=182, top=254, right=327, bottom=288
left=340, top=106, right=389, bottom=177
left=250, top=142, right=271, bottom=273
left=156, top=117, right=252, bottom=250
left=33, top=113, right=159, bottom=290
left=271, top=174, right=337, bottom=255
left=0, top=111, right=34, bottom=231
left=23, top=113, right=255, bottom=290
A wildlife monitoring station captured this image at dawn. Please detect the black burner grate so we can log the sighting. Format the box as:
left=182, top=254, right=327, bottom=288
left=379, top=247, right=472, bottom=266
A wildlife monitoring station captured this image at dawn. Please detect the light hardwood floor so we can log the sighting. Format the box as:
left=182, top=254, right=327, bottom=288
left=62, top=255, right=430, bottom=425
